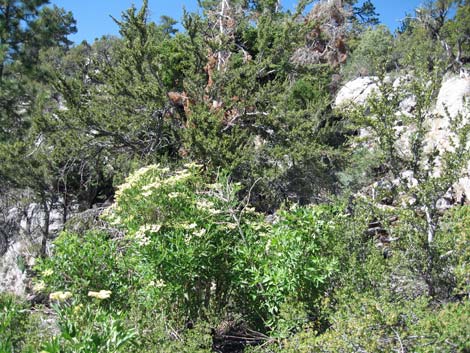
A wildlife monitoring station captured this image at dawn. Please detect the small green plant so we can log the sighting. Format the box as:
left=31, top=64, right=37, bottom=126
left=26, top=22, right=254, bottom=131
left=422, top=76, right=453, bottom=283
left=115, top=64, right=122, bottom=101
left=0, top=293, right=30, bottom=353
left=37, top=302, right=136, bottom=353
left=232, top=204, right=340, bottom=332
left=36, top=230, right=129, bottom=307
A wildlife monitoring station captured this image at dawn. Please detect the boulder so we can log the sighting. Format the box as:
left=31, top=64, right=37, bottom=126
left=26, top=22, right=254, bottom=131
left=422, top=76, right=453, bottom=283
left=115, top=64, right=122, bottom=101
left=337, top=73, right=470, bottom=205
left=435, top=75, right=470, bottom=120
left=0, top=240, right=34, bottom=296
left=454, top=176, right=470, bottom=204
left=426, top=75, right=470, bottom=155
left=0, top=198, right=67, bottom=296
left=334, top=77, right=379, bottom=107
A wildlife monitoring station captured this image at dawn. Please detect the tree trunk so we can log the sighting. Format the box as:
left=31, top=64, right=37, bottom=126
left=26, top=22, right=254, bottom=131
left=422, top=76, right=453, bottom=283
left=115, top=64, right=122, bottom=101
left=40, top=199, right=50, bottom=258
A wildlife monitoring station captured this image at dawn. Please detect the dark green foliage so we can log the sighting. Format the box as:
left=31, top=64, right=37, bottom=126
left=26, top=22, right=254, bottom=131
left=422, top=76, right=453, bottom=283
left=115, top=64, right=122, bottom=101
left=342, top=25, right=394, bottom=78
left=1, top=0, right=470, bottom=351
left=352, top=0, right=380, bottom=26
left=0, top=293, right=30, bottom=352
left=179, top=6, right=344, bottom=208
left=394, top=0, right=467, bottom=72
left=0, top=0, right=76, bottom=139
left=0, top=293, right=52, bottom=353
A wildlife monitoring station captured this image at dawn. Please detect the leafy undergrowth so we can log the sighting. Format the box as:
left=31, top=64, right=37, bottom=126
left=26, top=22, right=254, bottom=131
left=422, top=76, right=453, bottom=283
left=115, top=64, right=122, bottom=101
left=1, top=164, right=469, bottom=352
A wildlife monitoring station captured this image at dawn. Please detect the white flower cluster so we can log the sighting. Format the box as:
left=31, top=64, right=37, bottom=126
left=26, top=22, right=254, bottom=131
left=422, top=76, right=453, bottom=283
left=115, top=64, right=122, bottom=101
left=207, top=183, right=223, bottom=190
left=42, top=269, right=54, bottom=277
left=88, top=290, right=112, bottom=299
left=115, top=164, right=161, bottom=199
left=184, top=226, right=207, bottom=244
left=183, top=162, right=203, bottom=169
left=149, top=279, right=166, bottom=288
left=50, top=291, right=72, bottom=301
left=101, top=203, right=118, bottom=217
left=193, top=228, right=206, bottom=237
left=136, top=224, right=162, bottom=234
left=139, top=169, right=193, bottom=197
left=226, top=223, right=237, bottom=230
left=135, top=233, right=151, bottom=246
left=196, top=199, right=214, bottom=209
left=141, top=180, right=162, bottom=197
left=33, top=281, right=46, bottom=292
left=133, top=224, right=162, bottom=245
left=109, top=215, right=122, bottom=226
left=196, top=199, right=222, bottom=215
left=163, top=170, right=192, bottom=186
left=114, top=163, right=199, bottom=201
left=181, top=222, right=198, bottom=230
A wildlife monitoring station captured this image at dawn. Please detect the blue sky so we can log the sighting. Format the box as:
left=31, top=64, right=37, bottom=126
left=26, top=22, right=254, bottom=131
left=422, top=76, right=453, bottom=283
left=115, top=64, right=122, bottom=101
left=50, top=0, right=424, bottom=44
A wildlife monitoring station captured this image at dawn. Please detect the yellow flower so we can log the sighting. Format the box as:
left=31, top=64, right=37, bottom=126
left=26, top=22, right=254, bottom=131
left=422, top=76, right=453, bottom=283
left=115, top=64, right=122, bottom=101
left=88, top=290, right=112, bottom=300
left=33, top=281, right=46, bottom=292
left=226, top=223, right=237, bottom=230
left=49, top=291, right=72, bottom=301
left=73, top=304, right=83, bottom=314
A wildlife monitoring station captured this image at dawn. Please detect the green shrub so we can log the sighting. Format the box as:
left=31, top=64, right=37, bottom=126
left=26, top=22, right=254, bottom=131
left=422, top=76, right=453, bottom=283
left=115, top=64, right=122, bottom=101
left=36, top=230, right=130, bottom=308
left=232, top=204, right=340, bottom=332
left=38, top=302, right=136, bottom=353
left=101, top=163, right=265, bottom=320
left=58, top=304, right=136, bottom=353
left=105, top=164, right=339, bottom=330
left=36, top=164, right=340, bottom=338
left=0, top=293, right=53, bottom=353
left=342, top=25, right=394, bottom=79
left=0, top=294, right=30, bottom=352
left=412, top=301, right=470, bottom=352
left=258, top=295, right=470, bottom=353
left=442, top=206, right=470, bottom=298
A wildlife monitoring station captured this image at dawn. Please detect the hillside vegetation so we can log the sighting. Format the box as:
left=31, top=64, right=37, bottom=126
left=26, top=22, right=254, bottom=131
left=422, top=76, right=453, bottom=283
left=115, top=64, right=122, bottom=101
left=1, top=0, right=470, bottom=352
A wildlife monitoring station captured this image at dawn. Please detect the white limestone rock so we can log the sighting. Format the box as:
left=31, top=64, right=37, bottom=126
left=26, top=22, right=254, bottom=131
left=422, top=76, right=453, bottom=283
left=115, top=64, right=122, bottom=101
left=334, top=77, right=379, bottom=107
left=435, top=75, right=470, bottom=120
left=337, top=73, right=470, bottom=204
left=425, top=75, right=470, bottom=154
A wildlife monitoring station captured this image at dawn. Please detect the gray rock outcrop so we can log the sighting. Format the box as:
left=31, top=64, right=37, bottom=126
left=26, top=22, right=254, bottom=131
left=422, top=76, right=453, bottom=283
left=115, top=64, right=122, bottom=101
left=0, top=195, right=67, bottom=296
left=336, top=73, right=470, bottom=203
left=334, top=76, right=379, bottom=106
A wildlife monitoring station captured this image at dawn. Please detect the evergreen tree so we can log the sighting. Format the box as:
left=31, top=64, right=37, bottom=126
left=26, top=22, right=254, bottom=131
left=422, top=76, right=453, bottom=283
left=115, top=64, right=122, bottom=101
left=0, top=1, right=76, bottom=255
